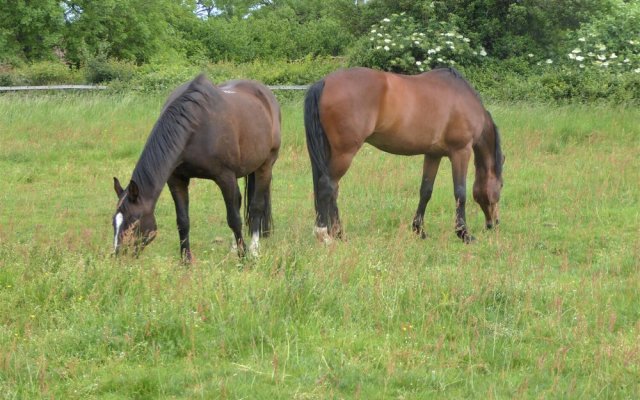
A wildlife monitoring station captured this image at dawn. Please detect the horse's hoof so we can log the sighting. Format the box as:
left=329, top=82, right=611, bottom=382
left=456, top=228, right=475, bottom=244
left=182, top=250, right=194, bottom=264
left=413, top=226, right=427, bottom=239
left=249, top=243, right=260, bottom=258
left=314, top=226, right=333, bottom=245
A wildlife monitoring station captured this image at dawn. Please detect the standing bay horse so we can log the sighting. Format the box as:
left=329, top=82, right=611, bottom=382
left=112, top=74, right=281, bottom=261
left=304, top=67, right=504, bottom=243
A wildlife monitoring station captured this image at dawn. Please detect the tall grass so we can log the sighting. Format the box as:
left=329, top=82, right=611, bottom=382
left=0, top=92, right=638, bottom=398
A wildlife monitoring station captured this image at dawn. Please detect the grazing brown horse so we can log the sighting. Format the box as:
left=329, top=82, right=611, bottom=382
left=304, top=67, right=504, bottom=243
left=112, top=74, right=281, bottom=261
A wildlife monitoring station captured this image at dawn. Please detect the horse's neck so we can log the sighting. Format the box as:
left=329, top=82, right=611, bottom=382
left=131, top=147, right=181, bottom=209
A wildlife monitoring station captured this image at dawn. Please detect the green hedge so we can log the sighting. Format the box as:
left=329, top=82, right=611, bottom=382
left=1, top=58, right=639, bottom=104
left=462, top=62, right=640, bottom=104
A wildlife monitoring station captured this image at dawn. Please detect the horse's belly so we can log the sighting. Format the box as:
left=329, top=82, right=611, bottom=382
left=366, top=130, right=446, bottom=156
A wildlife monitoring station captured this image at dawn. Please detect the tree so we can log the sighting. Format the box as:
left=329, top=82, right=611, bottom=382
left=0, top=0, right=64, bottom=63
left=61, top=0, right=195, bottom=65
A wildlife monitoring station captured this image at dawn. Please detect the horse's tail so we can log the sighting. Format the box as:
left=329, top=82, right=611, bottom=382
left=244, top=173, right=273, bottom=237
left=304, top=79, right=330, bottom=217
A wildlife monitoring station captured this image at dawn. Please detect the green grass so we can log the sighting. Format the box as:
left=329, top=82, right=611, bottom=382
left=0, top=92, right=639, bottom=399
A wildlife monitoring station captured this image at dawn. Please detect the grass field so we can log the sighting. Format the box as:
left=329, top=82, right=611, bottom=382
left=0, top=91, right=639, bottom=399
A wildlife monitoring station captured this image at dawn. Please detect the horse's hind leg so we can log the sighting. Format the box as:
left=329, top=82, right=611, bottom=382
left=168, top=174, right=192, bottom=263
left=412, top=155, right=441, bottom=239
left=247, top=161, right=275, bottom=256
left=450, top=147, right=474, bottom=243
left=216, top=172, right=245, bottom=256
left=315, top=151, right=356, bottom=242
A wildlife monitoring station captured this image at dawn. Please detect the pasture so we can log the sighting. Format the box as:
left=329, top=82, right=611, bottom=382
left=0, top=91, right=638, bottom=399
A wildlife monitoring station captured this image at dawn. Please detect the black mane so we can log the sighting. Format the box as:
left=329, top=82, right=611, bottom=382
left=131, top=75, right=212, bottom=194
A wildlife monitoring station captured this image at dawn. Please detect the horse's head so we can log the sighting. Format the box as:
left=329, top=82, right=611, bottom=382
left=112, top=177, right=157, bottom=256
left=473, top=154, right=504, bottom=230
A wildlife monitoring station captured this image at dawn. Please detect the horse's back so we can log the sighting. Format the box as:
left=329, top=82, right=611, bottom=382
left=216, top=79, right=281, bottom=153
left=320, top=67, right=488, bottom=156
left=170, top=76, right=280, bottom=178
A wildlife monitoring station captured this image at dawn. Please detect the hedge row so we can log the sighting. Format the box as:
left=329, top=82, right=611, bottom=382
left=1, top=58, right=639, bottom=103
left=0, top=57, right=345, bottom=91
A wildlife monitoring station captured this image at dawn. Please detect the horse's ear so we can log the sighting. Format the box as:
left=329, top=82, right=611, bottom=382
left=114, top=177, right=124, bottom=197
left=128, top=180, right=140, bottom=202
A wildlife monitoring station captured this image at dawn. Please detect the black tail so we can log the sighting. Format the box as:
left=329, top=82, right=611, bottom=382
left=304, top=80, right=330, bottom=217
left=244, top=173, right=273, bottom=237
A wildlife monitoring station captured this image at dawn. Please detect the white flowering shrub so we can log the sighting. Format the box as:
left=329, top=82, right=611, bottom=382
left=352, top=12, right=487, bottom=74
left=565, top=1, right=640, bottom=73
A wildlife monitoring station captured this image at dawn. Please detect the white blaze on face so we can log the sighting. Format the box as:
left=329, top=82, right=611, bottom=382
left=114, top=212, right=124, bottom=251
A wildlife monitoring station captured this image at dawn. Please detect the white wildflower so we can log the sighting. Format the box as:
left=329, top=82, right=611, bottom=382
left=416, top=61, right=422, bottom=66
left=546, top=59, right=553, bottom=64
left=479, top=48, right=487, bottom=57
left=572, top=48, right=582, bottom=54
left=597, top=54, right=606, bottom=61
left=576, top=56, right=584, bottom=62
left=384, top=46, right=390, bottom=51
left=578, top=37, right=586, bottom=42
left=528, top=53, right=534, bottom=58
left=609, top=53, right=617, bottom=59
left=634, top=68, right=640, bottom=73
left=382, top=18, right=390, bottom=23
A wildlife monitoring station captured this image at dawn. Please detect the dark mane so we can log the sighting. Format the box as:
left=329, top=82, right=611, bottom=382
left=494, top=121, right=503, bottom=178
left=439, top=67, right=484, bottom=103
left=131, top=76, right=213, bottom=193
left=473, top=112, right=503, bottom=179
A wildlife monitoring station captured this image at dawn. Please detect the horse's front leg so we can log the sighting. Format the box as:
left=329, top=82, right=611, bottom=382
left=450, top=148, right=474, bottom=243
left=168, top=174, right=193, bottom=263
left=217, top=173, right=245, bottom=257
left=412, top=155, right=441, bottom=239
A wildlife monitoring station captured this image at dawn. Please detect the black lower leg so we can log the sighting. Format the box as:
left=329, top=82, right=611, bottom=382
left=169, top=176, right=192, bottom=262
left=413, top=181, right=433, bottom=239
left=454, top=184, right=473, bottom=243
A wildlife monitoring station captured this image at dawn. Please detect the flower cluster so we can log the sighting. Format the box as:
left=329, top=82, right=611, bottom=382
left=366, top=13, right=487, bottom=74
left=564, top=2, right=640, bottom=73
left=566, top=35, right=640, bottom=72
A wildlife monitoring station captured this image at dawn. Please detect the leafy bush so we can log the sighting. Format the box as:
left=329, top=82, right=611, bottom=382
left=0, top=61, right=83, bottom=86
left=85, top=56, right=139, bottom=84
left=349, top=12, right=486, bottom=74
left=462, top=62, right=640, bottom=104
left=564, top=1, right=640, bottom=73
